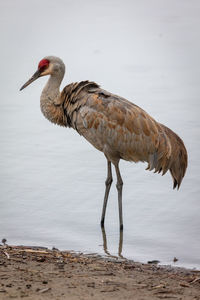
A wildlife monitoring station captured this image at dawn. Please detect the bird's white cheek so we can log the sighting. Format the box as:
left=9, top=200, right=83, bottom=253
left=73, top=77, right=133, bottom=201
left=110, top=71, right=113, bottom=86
left=40, top=69, right=51, bottom=76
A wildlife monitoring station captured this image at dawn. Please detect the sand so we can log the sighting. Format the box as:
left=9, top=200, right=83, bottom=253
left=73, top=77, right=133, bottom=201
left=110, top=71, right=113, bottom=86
left=0, top=244, right=200, bottom=299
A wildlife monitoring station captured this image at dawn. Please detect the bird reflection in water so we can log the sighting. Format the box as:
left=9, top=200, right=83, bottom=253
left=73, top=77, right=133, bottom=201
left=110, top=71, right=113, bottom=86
left=101, top=227, right=124, bottom=259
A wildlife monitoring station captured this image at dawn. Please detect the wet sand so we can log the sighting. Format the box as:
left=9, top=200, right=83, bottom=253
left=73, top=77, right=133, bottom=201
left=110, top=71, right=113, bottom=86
left=0, top=244, right=200, bottom=300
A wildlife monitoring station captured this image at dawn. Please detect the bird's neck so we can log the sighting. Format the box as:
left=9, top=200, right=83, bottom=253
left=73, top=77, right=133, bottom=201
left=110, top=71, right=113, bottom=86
left=40, top=73, right=66, bottom=127
left=42, top=72, right=63, bottom=101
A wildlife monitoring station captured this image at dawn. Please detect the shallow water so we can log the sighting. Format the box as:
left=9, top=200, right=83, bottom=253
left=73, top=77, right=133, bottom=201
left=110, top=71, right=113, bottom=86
left=0, top=0, right=200, bottom=269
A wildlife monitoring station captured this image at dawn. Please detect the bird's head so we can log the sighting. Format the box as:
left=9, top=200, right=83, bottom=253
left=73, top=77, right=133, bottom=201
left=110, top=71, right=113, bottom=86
left=20, top=56, right=65, bottom=91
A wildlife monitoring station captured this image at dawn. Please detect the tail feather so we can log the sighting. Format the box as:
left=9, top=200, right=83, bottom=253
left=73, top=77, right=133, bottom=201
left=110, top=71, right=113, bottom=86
left=146, top=124, right=188, bottom=189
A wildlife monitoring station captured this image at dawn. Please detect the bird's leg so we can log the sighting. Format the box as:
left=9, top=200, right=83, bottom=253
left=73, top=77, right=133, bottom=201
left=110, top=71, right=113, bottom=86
left=101, top=160, right=113, bottom=228
left=118, top=229, right=124, bottom=258
left=115, top=163, right=123, bottom=231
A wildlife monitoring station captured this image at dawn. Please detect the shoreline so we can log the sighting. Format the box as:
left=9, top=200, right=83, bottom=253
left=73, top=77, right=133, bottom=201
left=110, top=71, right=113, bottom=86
left=0, top=244, right=200, bottom=299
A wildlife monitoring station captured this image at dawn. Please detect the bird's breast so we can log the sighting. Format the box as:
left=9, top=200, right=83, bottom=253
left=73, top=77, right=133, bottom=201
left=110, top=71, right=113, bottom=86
left=40, top=97, right=66, bottom=127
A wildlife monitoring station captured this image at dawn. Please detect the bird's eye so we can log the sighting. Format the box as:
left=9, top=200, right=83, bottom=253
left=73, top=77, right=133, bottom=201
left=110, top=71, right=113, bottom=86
left=38, top=59, right=49, bottom=71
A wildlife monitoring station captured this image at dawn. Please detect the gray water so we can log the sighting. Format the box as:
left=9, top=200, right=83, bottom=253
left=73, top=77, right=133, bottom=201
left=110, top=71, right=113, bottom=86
left=0, top=0, right=200, bottom=269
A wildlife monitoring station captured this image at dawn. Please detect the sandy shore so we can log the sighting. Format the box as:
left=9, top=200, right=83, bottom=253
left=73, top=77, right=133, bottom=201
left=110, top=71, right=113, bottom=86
left=0, top=244, right=200, bottom=300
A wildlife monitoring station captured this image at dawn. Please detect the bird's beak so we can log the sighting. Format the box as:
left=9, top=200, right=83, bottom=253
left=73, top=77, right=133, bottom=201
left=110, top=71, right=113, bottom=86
left=20, top=69, right=41, bottom=91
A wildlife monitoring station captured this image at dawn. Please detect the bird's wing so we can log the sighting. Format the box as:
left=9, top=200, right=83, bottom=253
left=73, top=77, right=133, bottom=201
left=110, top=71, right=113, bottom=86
left=75, top=89, right=171, bottom=166
left=60, top=82, right=186, bottom=187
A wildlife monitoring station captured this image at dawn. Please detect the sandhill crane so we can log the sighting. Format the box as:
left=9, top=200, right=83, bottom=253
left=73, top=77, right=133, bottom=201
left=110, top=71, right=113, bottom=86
left=20, top=56, right=188, bottom=230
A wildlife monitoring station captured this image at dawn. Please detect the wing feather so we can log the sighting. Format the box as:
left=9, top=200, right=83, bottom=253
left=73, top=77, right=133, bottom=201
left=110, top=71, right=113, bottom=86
left=76, top=91, right=167, bottom=164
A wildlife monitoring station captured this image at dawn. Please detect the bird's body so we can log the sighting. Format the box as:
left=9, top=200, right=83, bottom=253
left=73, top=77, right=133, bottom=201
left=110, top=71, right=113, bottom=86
left=20, top=56, right=188, bottom=230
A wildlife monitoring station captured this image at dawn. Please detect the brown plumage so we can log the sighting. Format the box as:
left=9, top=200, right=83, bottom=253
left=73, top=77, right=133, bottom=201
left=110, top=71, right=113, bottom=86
left=20, top=56, right=188, bottom=230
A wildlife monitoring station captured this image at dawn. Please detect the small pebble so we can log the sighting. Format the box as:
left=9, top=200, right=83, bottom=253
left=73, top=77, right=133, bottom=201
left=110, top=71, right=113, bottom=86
left=147, top=260, right=160, bottom=264
left=26, top=284, right=32, bottom=289
left=1, top=239, right=7, bottom=245
left=173, top=257, right=178, bottom=263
